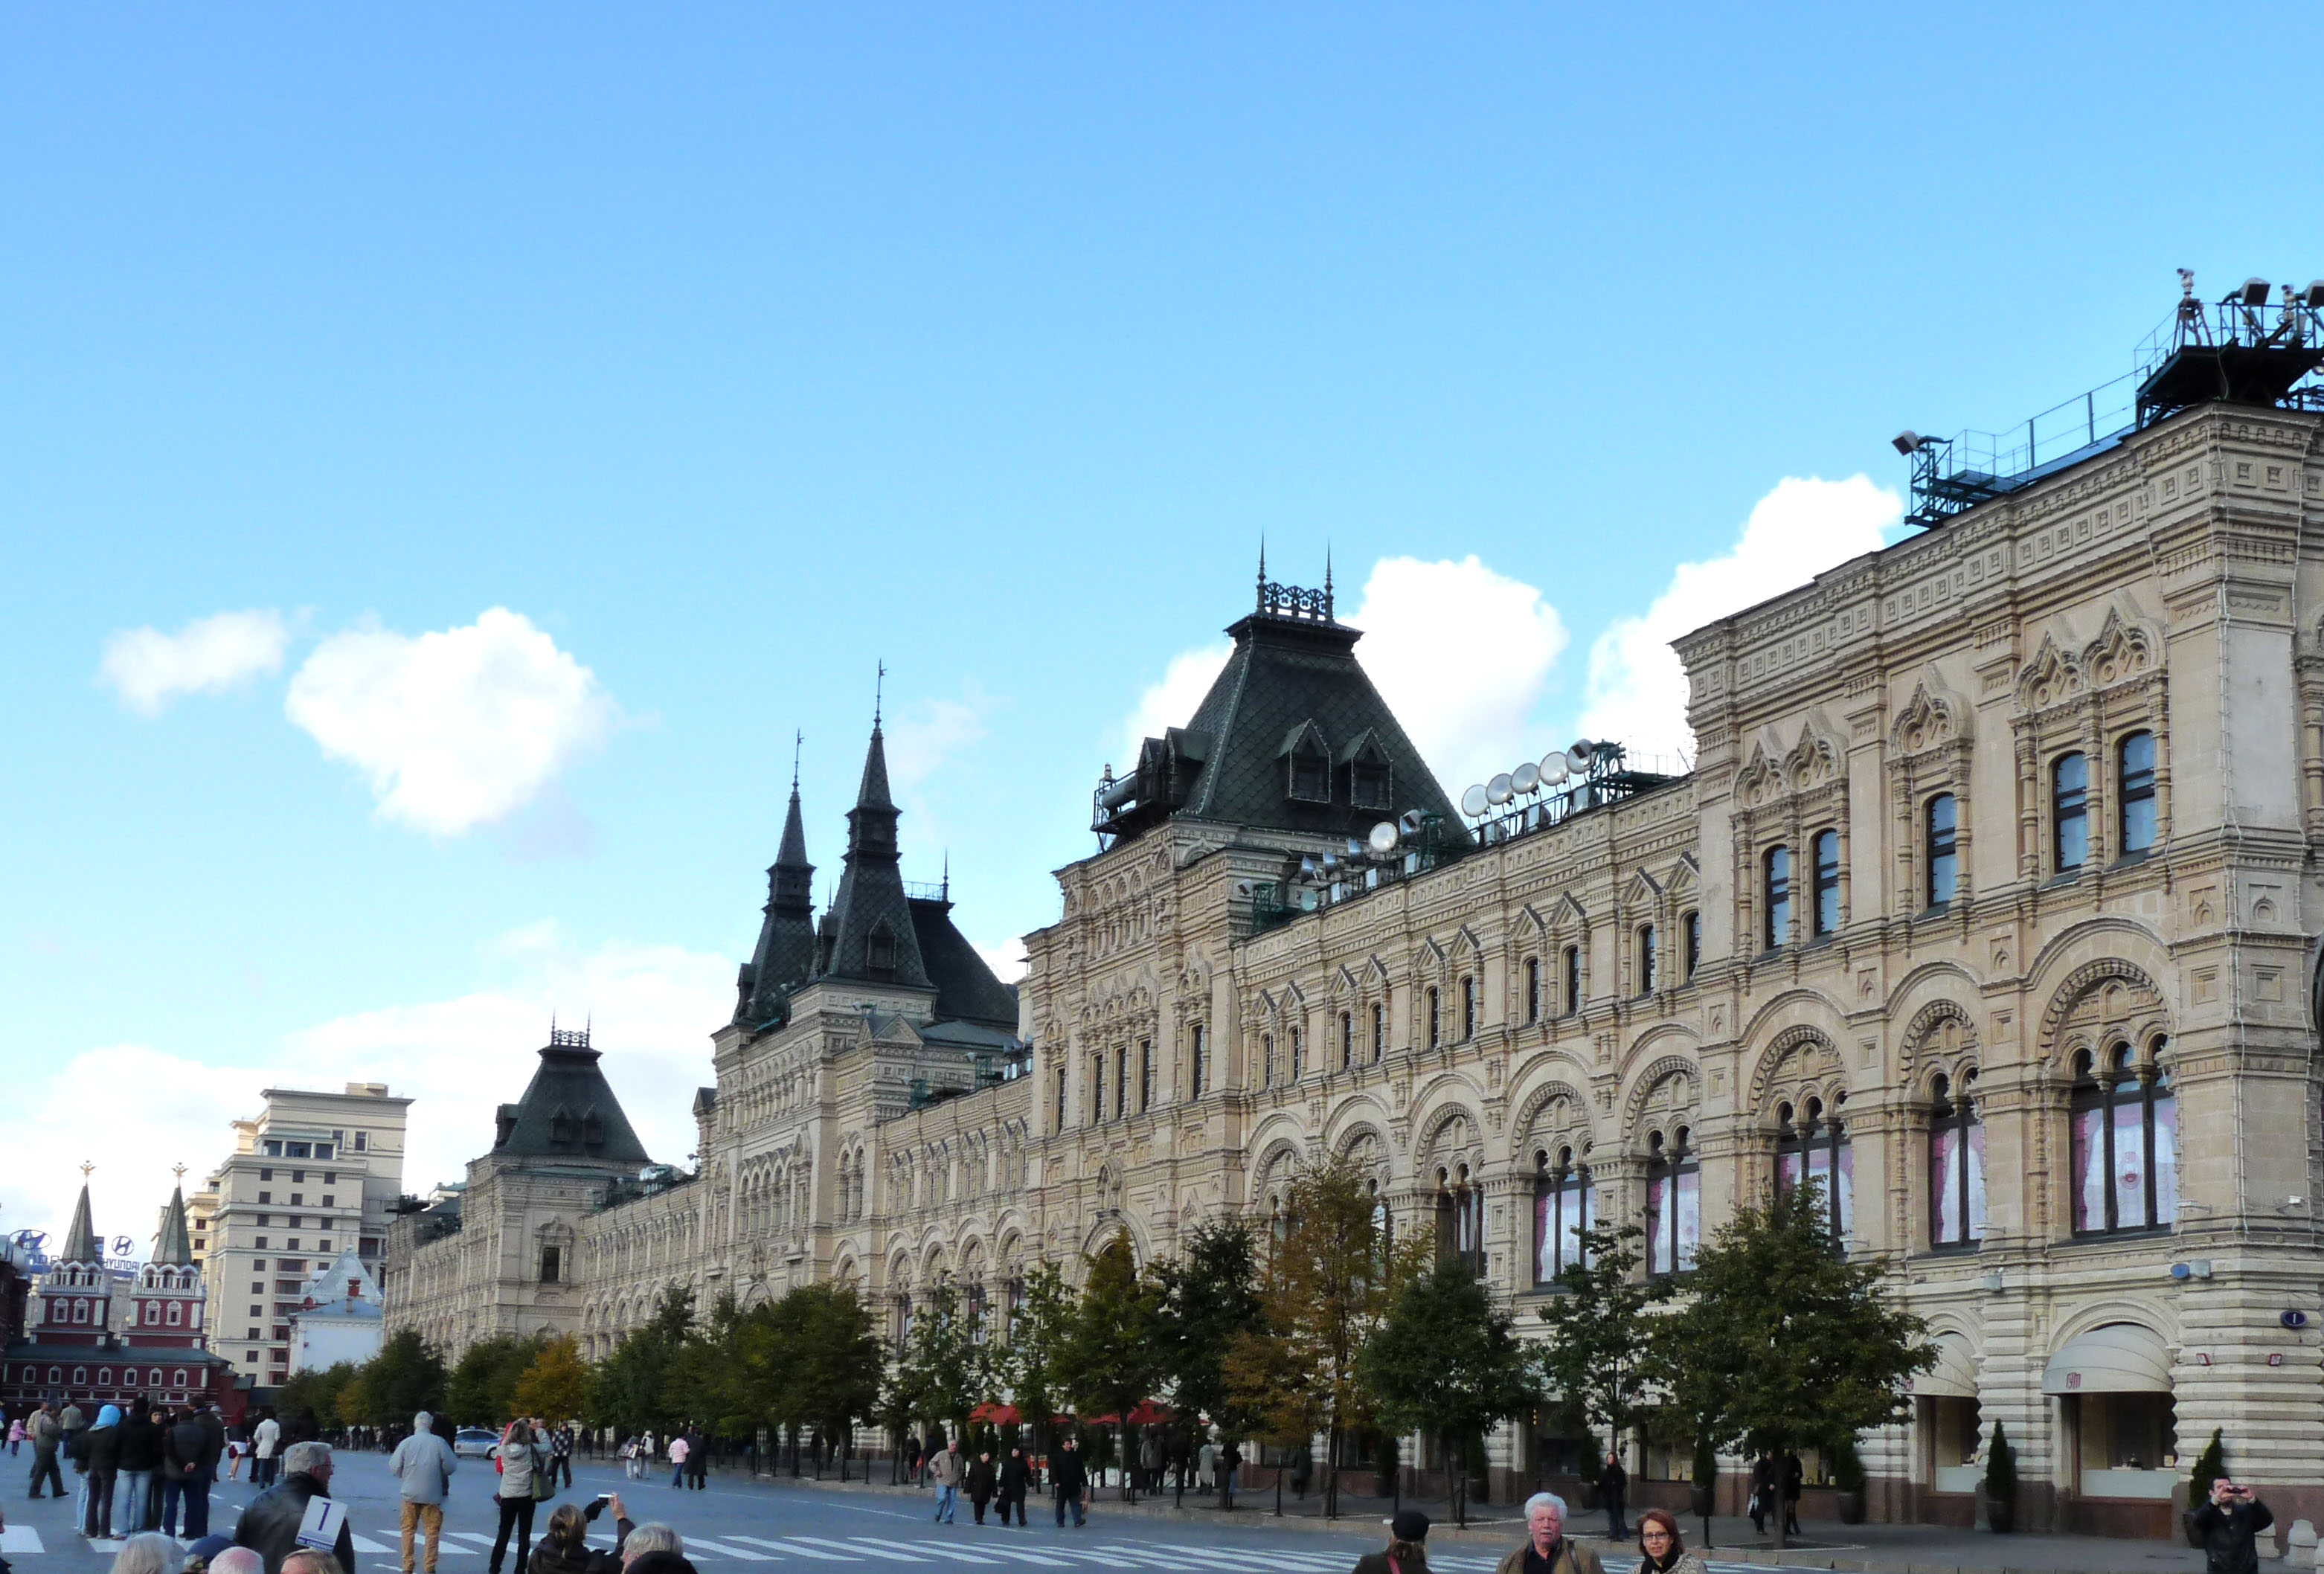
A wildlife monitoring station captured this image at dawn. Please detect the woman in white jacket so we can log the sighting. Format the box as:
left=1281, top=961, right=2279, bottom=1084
left=487, top=1421, right=547, bottom=1574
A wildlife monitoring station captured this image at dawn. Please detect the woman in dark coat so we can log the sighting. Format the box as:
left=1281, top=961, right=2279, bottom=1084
left=996, top=1444, right=1030, bottom=1526
left=966, top=1450, right=998, bottom=1524
left=1352, top=1509, right=1430, bottom=1574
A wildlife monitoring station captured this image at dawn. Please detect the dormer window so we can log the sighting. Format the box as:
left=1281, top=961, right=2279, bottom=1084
left=1343, top=731, right=1393, bottom=810
left=582, top=1112, right=605, bottom=1147
left=1281, top=722, right=1332, bottom=803
left=548, top=1108, right=577, bottom=1146
left=867, top=922, right=898, bottom=976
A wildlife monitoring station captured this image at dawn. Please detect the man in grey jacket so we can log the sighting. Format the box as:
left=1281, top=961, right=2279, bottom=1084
left=387, top=1413, right=459, bottom=1574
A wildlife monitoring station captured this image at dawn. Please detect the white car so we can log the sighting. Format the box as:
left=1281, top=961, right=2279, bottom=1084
left=453, top=1427, right=499, bottom=1459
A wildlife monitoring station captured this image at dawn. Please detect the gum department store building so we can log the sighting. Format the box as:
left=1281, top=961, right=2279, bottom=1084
left=387, top=292, right=2324, bottom=1538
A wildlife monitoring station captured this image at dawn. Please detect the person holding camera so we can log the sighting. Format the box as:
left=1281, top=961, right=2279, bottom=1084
left=2190, top=1477, right=2274, bottom=1574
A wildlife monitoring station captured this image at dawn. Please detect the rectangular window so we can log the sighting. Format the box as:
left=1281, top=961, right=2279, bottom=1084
left=1055, top=1067, right=1068, bottom=1131
left=1563, top=945, right=1581, bottom=1013
left=1637, top=925, right=1658, bottom=995
left=1340, top=1012, right=1354, bottom=1070
left=1371, top=1002, right=1385, bottom=1063
left=1765, top=846, right=1792, bottom=948
left=1139, top=1039, right=1152, bottom=1111
left=1114, top=1045, right=1129, bottom=1120
left=2054, top=752, right=2089, bottom=871
left=1683, top=913, right=1700, bottom=980
left=1524, top=957, right=1541, bottom=1023
left=1811, top=829, right=1841, bottom=935
left=540, top=1246, right=561, bottom=1283
left=1927, top=794, right=1959, bottom=906
left=1262, top=1033, right=1275, bottom=1087
left=1190, top=1024, right=1206, bottom=1099
left=353, top=1132, right=367, bottom=1151
left=1290, top=1026, right=1303, bottom=1079
left=1460, top=977, right=1477, bottom=1040
left=2119, top=732, right=2157, bottom=854
left=1426, top=990, right=1440, bottom=1050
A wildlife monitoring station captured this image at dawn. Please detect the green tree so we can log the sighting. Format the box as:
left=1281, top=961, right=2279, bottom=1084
left=587, top=1286, right=696, bottom=1436
left=446, top=1333, right=546, bottom=1426
left=998, top=1261, right=1078, bottom=1459
left=1224, top=1155, right=1427, bottom=1518
left=1648, top=1180, right=1935, bottom=1551
left=348, top=1329, right=446, bottom=1425
left=1534, top=1218, right=1670, bottom=1473
left=1149, top=1220, right=1262, bottom=1503
left=785, top=1283, right=885, bottom=1480
left=1363, top=1258, right=1541, bottom=1526
left=1059, top=1232, right=1163, bottom=1500
left=514, top=1334, right=591, bottom=1423
left=277, top=1363, right=359, bottom=1433
left=895, top=1274, right=979, bottom=1439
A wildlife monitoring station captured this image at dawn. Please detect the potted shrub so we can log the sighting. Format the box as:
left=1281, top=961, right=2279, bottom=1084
left=2185, top=1428, right=2225, bottom=1549
left=1832, top=1435, right=1866, bottom=1525
left=1689, top=1436, right=1718, bottom=1522
left=1981, top=1422, right=2017, bottom=1535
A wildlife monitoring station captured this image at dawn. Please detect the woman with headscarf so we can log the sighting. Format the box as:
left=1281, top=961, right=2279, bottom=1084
left=1634, top=1509, right=1709, bottom=1574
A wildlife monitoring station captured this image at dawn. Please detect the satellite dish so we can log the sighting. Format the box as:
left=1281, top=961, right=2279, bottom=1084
left=1568, top=739, right=1597, bottom=769
left=1486, top=773, right=1514, bottom=806
left=1460, top=784, right=1490, bottom=818
left=1540, top=749, right=1569, bottom=784
left=1399, top=809, right=1427, bottom=835
left=1367, top=821, right=1400, bottom=856
left=1512, top=762, right=1540, bottom=794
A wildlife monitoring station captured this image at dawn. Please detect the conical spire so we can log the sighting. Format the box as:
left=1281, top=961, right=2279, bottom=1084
left=820, top=712, right=930, bottom=989
left=153, top=1181, right=194, bottom=1266
left=852, top=722, right=897, bottom=818
left=60, top=1172, right=99, bottom=1265
left=737, top=737, right=820, bottom=1024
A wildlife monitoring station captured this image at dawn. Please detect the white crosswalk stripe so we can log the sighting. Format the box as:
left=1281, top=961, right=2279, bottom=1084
left=685, top=1539, right=782, bottom=1562
left=725, top=1537, right=860, bottom=1561
left=1, top=1529, right=48, bottom=1555
left=943, top=1546, right=1079, bottom=1567
left=348, top=1533, right=397, bottom=1554
left=1086, top=1545, right=1211, bottom=1570
left=848, top=1537, right=1004, bottom=1564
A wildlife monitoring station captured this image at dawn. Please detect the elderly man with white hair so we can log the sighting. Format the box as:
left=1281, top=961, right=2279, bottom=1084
left=109, top=1532, right=186, bottom=1574
left=1493, top=1492, right=1604, bottom=1574
left=234, top=1441, right=356, bottom=1574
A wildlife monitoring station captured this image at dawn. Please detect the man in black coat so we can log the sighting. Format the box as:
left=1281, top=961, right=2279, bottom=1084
left=965, top=1450, right=997, bottom=1524
left=1050, top=1436, right=1087, bottom=1529
left=116, top=1406, right=166, bottom=1535
left=163, top=1407, right=220, bottom=1538
left=1598, top=1449, right=1628, bottom=1541
left=235, top=1441, right=357, bottom=1574
left=995, top=1444, right=1030, bottom=1526
left=2191, top=1478, right=2274, bottom=1574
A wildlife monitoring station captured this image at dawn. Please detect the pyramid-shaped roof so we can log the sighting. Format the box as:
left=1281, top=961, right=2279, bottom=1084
left=59, top=1181, right=100, bottom=1265
left=491, top=1027, right=652, bottom=1167
left=153, top=1185, right=194, bottom=1266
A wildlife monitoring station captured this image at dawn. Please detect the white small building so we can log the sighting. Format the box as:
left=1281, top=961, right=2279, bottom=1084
left=288, top=1245, right=384, bottom=1373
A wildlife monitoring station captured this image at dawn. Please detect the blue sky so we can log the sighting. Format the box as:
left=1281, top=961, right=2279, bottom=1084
left=5, top=3, right=2320, bottom=1239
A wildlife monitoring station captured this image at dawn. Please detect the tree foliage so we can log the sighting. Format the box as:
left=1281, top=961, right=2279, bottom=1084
left=1058, top=1232, right=1163, bottom=1498
left=1149, top=1220, right=1261, bottom=1499
left=1534, top=1218, right=1670, bottom=1457
left=586, top=1285, right=697, bottom=1435
left=892, top=1274, right=980, bottom=1436
left=344, top=1329, right=447, bottom=1426
left=997, top=1260, right=1077, bottom=1456
left=276, top=1362, right=360, bottom=1431
left=1646, top=1181, right=1934, bottom=1549
left=1363, top=1257, right=1541, bottom=1526
left=513, top=1335, right=591, bottom=1423
left=445, top=1333, right=548, bottom=1426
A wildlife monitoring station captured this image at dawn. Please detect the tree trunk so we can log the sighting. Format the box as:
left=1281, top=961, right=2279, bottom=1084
left=1324, top=1420, right=1341, bottom=1520
left=1453, top=1435, right=1466, bottom=1529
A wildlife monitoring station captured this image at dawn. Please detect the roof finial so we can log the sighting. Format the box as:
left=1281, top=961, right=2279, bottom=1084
left=874, top=661, right=886, bottom=728
left=80, top=1160, right=94, bottom=1181
left=943, top=850, right=950, bottom=902
left=792, top=729, right=803, bottom=793
left=1323, top=544, right=1334, bottom=618
left=1256, top=536, right=1268, bottom=610
left=173, top=1163, right=187, bottom=1184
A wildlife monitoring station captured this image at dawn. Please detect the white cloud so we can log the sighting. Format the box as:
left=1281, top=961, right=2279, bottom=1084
left=975, top=937, right=1029, bottom=985
left=99, top=609, right=291, bottom=715
left=1119, top=643, right=1230, bottom=763
left=286, top=608, right=617, bottom=836
left=886, top=689, right=992, bottom=795
left=1577, top=476, right=1900, bottom=762
left=1345, top=556, right=1569, bottom=794
left=0, top=927, right=734, bottom=1242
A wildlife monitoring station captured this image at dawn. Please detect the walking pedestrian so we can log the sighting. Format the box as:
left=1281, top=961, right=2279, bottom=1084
left=929, top=1436, right=964, bottom=1523
left=7, top=1414, right=23, bottom=1456
left=116, top=1404, right=164, bottom=1536
left=1222, top=1441, right=1242, bottom=1500
left=902, top=1435, right=922, bottom=1486
left=1140, top=1433, right=1163, bottom=1497
left=665, top=1433, right=688, bottom=1490
left=251, top=1415, right=282, bottom=1490
left=30, top=1402, right=67, bottom=1500
left=1051, top=1436, right=1087, bottom=1529
left=1779, top=1451, right=1803, bottom=1539
left=1197, top=1437, right=1218, bottom=1495
left=386, top=1412, right=458, bottom=1574
left=1353, top=1509, right=1431, bottom=1574
left=552, top=1429, right=574, bottom=1491
left=76, top=1404, right=123, bottom=1541
left=2191, top=1477, right=2274, bottom=1574
left=1634, top=1509, right=1708, bottom=1574
left=966, top=1450, right=996, bottom=1525
left=683, top=1430, right=706, bottom=1491
left=161, top=1407, right=217, bottom=1538
left=1598, top=1449, right=1628, bottom=1542
left=996, top=1444, right=1030, bottom=1527
left=1746, top=1453, right=1774, bottom=1537
left=1493, top=1493, right=1603, bottom=1574
left=233, top=1442, right=356, bottom=1574
left=490, top=1422, right=548, bottom=1574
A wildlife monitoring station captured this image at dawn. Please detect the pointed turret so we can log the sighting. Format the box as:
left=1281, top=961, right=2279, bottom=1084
left=60, top=1178, right=99, bottom=1265
left=153, top=1183, right=194, bottom=1267
left=736, top=754, right=820, bottom=1024
left=818, top=715, right=931, bottom=989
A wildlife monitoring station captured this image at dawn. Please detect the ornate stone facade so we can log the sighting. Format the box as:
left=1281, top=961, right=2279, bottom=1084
left=386, top=398, right=2324, bottom=1540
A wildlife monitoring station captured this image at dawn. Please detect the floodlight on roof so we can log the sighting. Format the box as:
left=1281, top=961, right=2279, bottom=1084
left=2306, top=280, right=2324, bottom=310
left=1486, top=773, right=1515, bottom=806
left=1512, top=762, right=1541, bottom=794
left=1398, top=809, right=1427, bottom=836
left=1891, top=431, right=1924, bottom=456
left=1367, top=821, right=1400, bottom=856
left=2239, top=277, right=2273, bottom=308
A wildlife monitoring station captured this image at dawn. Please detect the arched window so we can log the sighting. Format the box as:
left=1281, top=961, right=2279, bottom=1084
left=1811, top=829, right=1842, bottom=936
left=1776, top=1096, right=1855, bottom=1249
left=1930, top=1072, right=1986, bottom=1247
left=1533, top=1146, right=1593, bottom=1285
left=1562, top=945, right=1582, bottom=1014
left=1644, top=1128, right=1699, bottom=1276
left=1189, top=1024, right=1206, bottom=1099
left=1370, top=1002, right=1385, bottom=1064
left=2070, top=1038, right=2178, bottom=1234
left=2053, top=752, right=2089, bottom=871
left=1426, top=988, right=1441, bottom=1050
left=1637, top=925, right=1658, bottom=995
left=1435, top=1167, right=1484, bottom=1278
left=1524, top=957, right=1542, bottom=1024
left=1765, top=846, right=1793, bottom=948
left=1927, top=794, right=1958, bottom=906
left=2119, top=731, right=2157, bottom=854
left=1460, top=975, right=1478, bottom=1040
left=1340, top=1011, right=1355, bottom=1070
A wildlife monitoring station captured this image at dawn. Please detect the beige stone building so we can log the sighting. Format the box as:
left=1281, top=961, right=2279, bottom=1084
left=387, top=325, right=2324, bottom=1538
left=196, top=1082, right=409, bottom=1389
